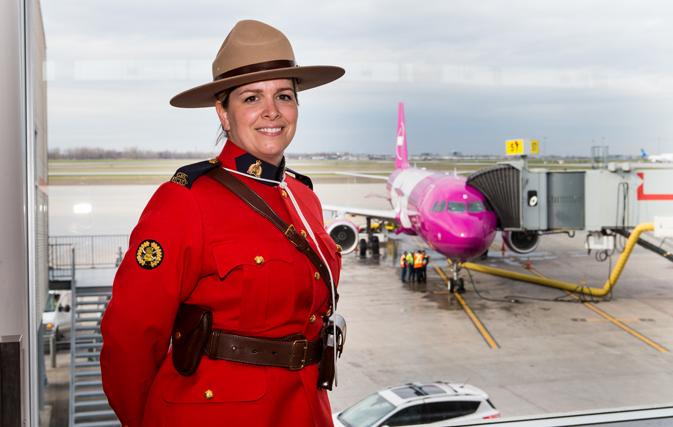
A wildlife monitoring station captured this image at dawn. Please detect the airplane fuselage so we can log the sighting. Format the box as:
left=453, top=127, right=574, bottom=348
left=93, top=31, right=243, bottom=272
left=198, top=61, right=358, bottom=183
left=387, top=168, right=498, bottom=261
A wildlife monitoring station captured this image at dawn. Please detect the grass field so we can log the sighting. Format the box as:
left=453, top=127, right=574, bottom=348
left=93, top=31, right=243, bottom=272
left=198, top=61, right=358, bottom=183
left=47, top=158, right=594, bottom=185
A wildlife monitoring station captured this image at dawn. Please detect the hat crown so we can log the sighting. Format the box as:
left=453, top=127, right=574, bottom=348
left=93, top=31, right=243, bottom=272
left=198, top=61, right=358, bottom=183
left=212, top=20, right=296, bottom=79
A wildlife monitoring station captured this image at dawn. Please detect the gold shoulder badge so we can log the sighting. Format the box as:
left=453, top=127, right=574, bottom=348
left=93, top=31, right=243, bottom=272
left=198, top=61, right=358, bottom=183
left=136, top=240, right=164, bottom=269
left=247, top=160, right=262, bottom=178
left=209, top=158, right=219, bottom=164
left=171, top=172, right=188, bottom=186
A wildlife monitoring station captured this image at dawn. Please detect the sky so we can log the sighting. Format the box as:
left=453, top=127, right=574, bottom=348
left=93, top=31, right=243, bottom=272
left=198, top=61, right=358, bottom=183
left=40, top=0, right=673, bottom=157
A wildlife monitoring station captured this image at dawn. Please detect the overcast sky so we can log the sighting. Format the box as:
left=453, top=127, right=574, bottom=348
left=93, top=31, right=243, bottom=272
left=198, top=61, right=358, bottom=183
left=41, top=0, right=673, bottom=156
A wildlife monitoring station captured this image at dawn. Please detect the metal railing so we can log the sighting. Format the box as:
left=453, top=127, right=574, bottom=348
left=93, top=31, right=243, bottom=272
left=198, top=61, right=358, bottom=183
left=49, top=235, right=129, bottom=270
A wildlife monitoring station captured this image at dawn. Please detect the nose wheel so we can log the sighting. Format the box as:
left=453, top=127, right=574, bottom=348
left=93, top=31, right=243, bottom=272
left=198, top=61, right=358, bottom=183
left=448, top=260, right=465, bottom=293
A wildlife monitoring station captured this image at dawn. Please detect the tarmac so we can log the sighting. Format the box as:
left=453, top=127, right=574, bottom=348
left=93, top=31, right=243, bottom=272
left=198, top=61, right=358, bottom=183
left=329, top=232, right=673, bottom=418
left=45, top=182, right=673, bottom=423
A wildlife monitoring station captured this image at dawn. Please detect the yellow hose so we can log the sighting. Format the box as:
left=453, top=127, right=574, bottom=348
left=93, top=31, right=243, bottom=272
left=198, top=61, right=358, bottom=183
left=462, top=222, right=654, bottom=297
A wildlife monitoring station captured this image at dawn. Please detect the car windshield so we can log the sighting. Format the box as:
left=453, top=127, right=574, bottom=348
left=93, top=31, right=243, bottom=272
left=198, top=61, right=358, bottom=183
left=43, top=293, right=57, bottom=313
left=338, top=392, right=395, bottom=427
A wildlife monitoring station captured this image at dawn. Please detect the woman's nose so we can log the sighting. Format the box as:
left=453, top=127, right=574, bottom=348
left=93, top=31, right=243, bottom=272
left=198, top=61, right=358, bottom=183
left=262, top=100, right=281, bottom=120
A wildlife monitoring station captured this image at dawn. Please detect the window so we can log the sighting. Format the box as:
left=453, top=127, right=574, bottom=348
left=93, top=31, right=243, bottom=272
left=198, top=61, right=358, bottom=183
left=423, top=401, right=481, bottom=423
left=467, top=201, right=485, bottom=213
left=432, top=201, right=447, bottom=212
left=447, top=202, right=466, bottom=212
left=382, top=404, right=425, bottom=426
left=338, top=393, right=395, bottom=427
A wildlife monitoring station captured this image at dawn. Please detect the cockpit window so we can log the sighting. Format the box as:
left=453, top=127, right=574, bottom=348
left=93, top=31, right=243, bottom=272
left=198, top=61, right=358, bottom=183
left=432, top=201, right=447, bottom=212
left=467, top=201, right=485, bottom=213
left=447, top=202, right=466, bottom=212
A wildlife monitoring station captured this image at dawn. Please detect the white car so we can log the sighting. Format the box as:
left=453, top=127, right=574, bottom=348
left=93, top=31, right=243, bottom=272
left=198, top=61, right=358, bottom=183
left=333, top=381, right=500, bottom=427
left=42, top=290, right=72, bottom=341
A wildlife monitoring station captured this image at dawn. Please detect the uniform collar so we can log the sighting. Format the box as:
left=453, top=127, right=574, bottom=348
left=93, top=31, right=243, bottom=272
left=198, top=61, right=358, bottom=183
left=217, top=140, right=285, bottom=186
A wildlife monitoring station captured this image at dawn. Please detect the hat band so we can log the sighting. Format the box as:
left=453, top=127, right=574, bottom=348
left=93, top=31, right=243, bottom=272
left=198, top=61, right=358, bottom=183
left=213, top=60, right=297, bottom=81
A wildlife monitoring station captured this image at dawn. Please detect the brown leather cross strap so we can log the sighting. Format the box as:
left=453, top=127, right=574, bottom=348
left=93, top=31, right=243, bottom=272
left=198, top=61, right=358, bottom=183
left=203, top=330, right=321, bottom=370
left=205, top=167, right=337, bottom=309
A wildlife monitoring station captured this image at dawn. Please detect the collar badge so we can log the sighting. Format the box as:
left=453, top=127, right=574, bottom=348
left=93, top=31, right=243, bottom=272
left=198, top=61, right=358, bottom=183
left=247, top=160, right=263, bottom=178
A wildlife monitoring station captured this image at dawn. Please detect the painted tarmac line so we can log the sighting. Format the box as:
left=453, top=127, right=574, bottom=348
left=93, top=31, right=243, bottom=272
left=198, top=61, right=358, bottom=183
left=413, top=237, right=500, bottom=349
left=491, top=243, right=668, bottom=353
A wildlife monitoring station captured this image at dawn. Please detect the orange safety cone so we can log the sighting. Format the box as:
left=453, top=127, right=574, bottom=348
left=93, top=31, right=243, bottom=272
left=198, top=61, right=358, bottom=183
left=525, top=257, right=531, bottom=269
left=501, top=242, right=505, bottom=255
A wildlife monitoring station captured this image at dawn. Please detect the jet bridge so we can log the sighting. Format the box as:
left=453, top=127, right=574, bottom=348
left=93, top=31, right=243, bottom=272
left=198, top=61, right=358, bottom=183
left=466, top=160, right=673, bottom=255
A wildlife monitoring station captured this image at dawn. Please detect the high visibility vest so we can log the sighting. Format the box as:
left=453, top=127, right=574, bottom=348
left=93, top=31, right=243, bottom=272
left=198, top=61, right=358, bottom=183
left=414, top=253, right=423, bottom=268
left=422, top=255, right=428, bottom=266
left=400, top=255, right=407, bottom=267
left=406, top=253, right=414, bottom=266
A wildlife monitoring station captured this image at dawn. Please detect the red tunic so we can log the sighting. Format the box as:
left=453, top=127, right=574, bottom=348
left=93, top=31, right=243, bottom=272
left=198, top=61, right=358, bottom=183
left=100, top=141, right=341, bottom=427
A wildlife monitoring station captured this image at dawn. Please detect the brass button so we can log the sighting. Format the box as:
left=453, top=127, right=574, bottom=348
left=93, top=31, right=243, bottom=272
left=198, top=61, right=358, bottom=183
left=310, top=314, right=316, bottom=324
left=204, top=389, right=214, bottom=400
left=174, top=332, right=181, bottom=340
left=300, top=230, right=307, bottom=237
left=314, top=272, right=320, bottom=281
left=281, top=190, right=288, bottom=198
left=208, top=158, right=218, bottom=164
left=254, top=256, right=264, bottom=265
left=336, top=244, right=342, bottom=252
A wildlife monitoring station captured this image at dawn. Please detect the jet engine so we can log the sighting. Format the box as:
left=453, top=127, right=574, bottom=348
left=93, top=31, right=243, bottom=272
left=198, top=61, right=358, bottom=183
left=502, top=230, right=540, bottom=254
left=325, top=220, right=359, bottom=254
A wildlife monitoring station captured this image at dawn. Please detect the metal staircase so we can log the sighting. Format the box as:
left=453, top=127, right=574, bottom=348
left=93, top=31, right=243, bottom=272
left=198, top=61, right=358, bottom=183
left=69, top=282, right=119, bottom=427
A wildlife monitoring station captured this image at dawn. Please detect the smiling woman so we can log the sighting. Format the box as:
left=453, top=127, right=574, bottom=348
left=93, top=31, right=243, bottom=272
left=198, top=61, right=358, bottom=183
left=99, top=19, right=347, bottom=427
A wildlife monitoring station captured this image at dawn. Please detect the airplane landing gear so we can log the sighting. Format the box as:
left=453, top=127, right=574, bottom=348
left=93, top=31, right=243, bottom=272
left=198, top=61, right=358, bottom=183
left=449, top=260, right=465, bottom=293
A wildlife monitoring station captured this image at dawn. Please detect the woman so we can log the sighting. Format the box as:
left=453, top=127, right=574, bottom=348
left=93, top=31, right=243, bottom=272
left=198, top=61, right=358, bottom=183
left=100, top=20, right=345, bottom=427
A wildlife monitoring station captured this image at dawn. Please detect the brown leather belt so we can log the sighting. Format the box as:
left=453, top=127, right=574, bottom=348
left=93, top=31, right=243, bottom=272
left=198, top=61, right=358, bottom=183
left=203, top=330, right=322, bottom=371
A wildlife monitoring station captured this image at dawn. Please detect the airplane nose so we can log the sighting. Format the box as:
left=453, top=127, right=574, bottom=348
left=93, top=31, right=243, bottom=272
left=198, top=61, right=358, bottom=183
left=423, top=215, right=496, bottom=261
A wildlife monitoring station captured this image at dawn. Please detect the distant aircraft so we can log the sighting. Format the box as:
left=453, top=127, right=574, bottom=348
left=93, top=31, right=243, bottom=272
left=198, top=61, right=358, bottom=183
left=641, top=149, right=673, bottom=163
left=324, top=103, right=511, bottom=291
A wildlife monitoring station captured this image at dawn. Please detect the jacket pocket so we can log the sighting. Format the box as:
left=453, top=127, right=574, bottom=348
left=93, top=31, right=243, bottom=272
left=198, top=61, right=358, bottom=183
left=163, top=358, right=266, bottom=403
left=211, top=236, right=295, bottom=329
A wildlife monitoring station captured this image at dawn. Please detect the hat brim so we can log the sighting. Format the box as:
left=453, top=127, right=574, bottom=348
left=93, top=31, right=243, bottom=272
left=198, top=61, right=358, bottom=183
left=170, top=65, right=345, bottom=108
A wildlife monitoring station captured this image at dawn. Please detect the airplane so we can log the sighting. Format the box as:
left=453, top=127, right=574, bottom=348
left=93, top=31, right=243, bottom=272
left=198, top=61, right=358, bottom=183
left=323, top=103, right=539, bottom=291
left=641, top=149, right=673, bottom=163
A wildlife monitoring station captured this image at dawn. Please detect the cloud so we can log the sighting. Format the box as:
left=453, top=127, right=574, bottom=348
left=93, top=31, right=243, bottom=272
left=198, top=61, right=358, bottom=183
left=40, top=0, right=673, bottom=156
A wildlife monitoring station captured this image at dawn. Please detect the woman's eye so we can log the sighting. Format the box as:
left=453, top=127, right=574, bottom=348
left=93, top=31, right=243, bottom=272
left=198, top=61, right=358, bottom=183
left=244, top=96, right=258, bottom=103
left=278, top=94, right=293, bottom=101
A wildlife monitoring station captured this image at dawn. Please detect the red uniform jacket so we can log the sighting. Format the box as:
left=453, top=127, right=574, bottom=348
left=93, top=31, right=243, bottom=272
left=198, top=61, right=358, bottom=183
left=100, top=141, right=341, bottom=427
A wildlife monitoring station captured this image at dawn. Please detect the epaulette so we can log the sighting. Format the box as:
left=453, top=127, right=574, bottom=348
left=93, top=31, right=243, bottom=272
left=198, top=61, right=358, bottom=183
left=170, top=158, right=222, bottom=189
left=286, top=168, right=313, bottom=190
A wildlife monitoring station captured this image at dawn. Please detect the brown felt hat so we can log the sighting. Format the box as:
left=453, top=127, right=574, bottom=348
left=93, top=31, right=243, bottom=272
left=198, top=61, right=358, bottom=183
left=170, top=20, right=345, bottom=108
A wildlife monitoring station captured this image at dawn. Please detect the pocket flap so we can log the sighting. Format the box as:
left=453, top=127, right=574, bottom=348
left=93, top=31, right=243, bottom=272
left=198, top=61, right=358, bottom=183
left=211, top=236, right=293, bottom=279
left=164, top=359, right=267, bottom=403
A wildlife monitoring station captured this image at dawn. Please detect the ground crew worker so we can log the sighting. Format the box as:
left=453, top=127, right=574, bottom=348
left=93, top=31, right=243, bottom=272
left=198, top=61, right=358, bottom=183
left=421, top=251, right=429, bottom=283
left=407, top=251, right=415, bottom=283
left=400, top=251, right=408, bottom=282
left=414, top=250, right=423, bottom=284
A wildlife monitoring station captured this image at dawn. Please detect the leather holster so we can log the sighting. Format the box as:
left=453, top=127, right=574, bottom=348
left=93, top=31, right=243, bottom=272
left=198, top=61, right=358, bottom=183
left=171, top=304, right=213, bottom=376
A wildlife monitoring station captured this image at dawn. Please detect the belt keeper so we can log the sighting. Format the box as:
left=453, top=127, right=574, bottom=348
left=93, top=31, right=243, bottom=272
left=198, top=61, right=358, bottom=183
left=208, top=330, right=220, bottom=359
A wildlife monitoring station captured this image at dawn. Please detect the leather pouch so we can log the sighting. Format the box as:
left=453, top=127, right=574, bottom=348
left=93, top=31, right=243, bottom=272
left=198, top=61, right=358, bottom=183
left=171, top=304, right=213, bottom=377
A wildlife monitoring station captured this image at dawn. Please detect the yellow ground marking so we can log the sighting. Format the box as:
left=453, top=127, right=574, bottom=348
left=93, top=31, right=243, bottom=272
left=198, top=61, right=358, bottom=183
left=488, top=243, right=667, bottom=353
left=572, top=319, right=654, bottom=322
left=413, top=237, right=499, bottom=349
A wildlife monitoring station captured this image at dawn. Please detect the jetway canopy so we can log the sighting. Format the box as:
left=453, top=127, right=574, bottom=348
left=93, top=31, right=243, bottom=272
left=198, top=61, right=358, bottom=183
left=467, top=161, right=673, bottom=233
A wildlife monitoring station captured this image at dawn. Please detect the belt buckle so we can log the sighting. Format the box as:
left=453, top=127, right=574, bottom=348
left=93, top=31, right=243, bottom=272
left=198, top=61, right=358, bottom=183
left=289, top=339, right=308, bottom=370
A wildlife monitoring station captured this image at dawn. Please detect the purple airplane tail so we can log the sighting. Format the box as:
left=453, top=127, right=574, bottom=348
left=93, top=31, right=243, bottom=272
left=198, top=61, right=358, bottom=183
left=395, top=102, right=410, bottom=170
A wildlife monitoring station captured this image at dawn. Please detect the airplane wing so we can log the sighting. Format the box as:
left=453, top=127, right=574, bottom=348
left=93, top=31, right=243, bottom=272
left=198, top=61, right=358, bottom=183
left=322, top=204, right=398, bottom=223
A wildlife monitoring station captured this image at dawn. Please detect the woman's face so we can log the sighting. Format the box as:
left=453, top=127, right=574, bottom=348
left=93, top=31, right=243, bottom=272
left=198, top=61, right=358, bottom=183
left=216, top=79, right=298, bottom=166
